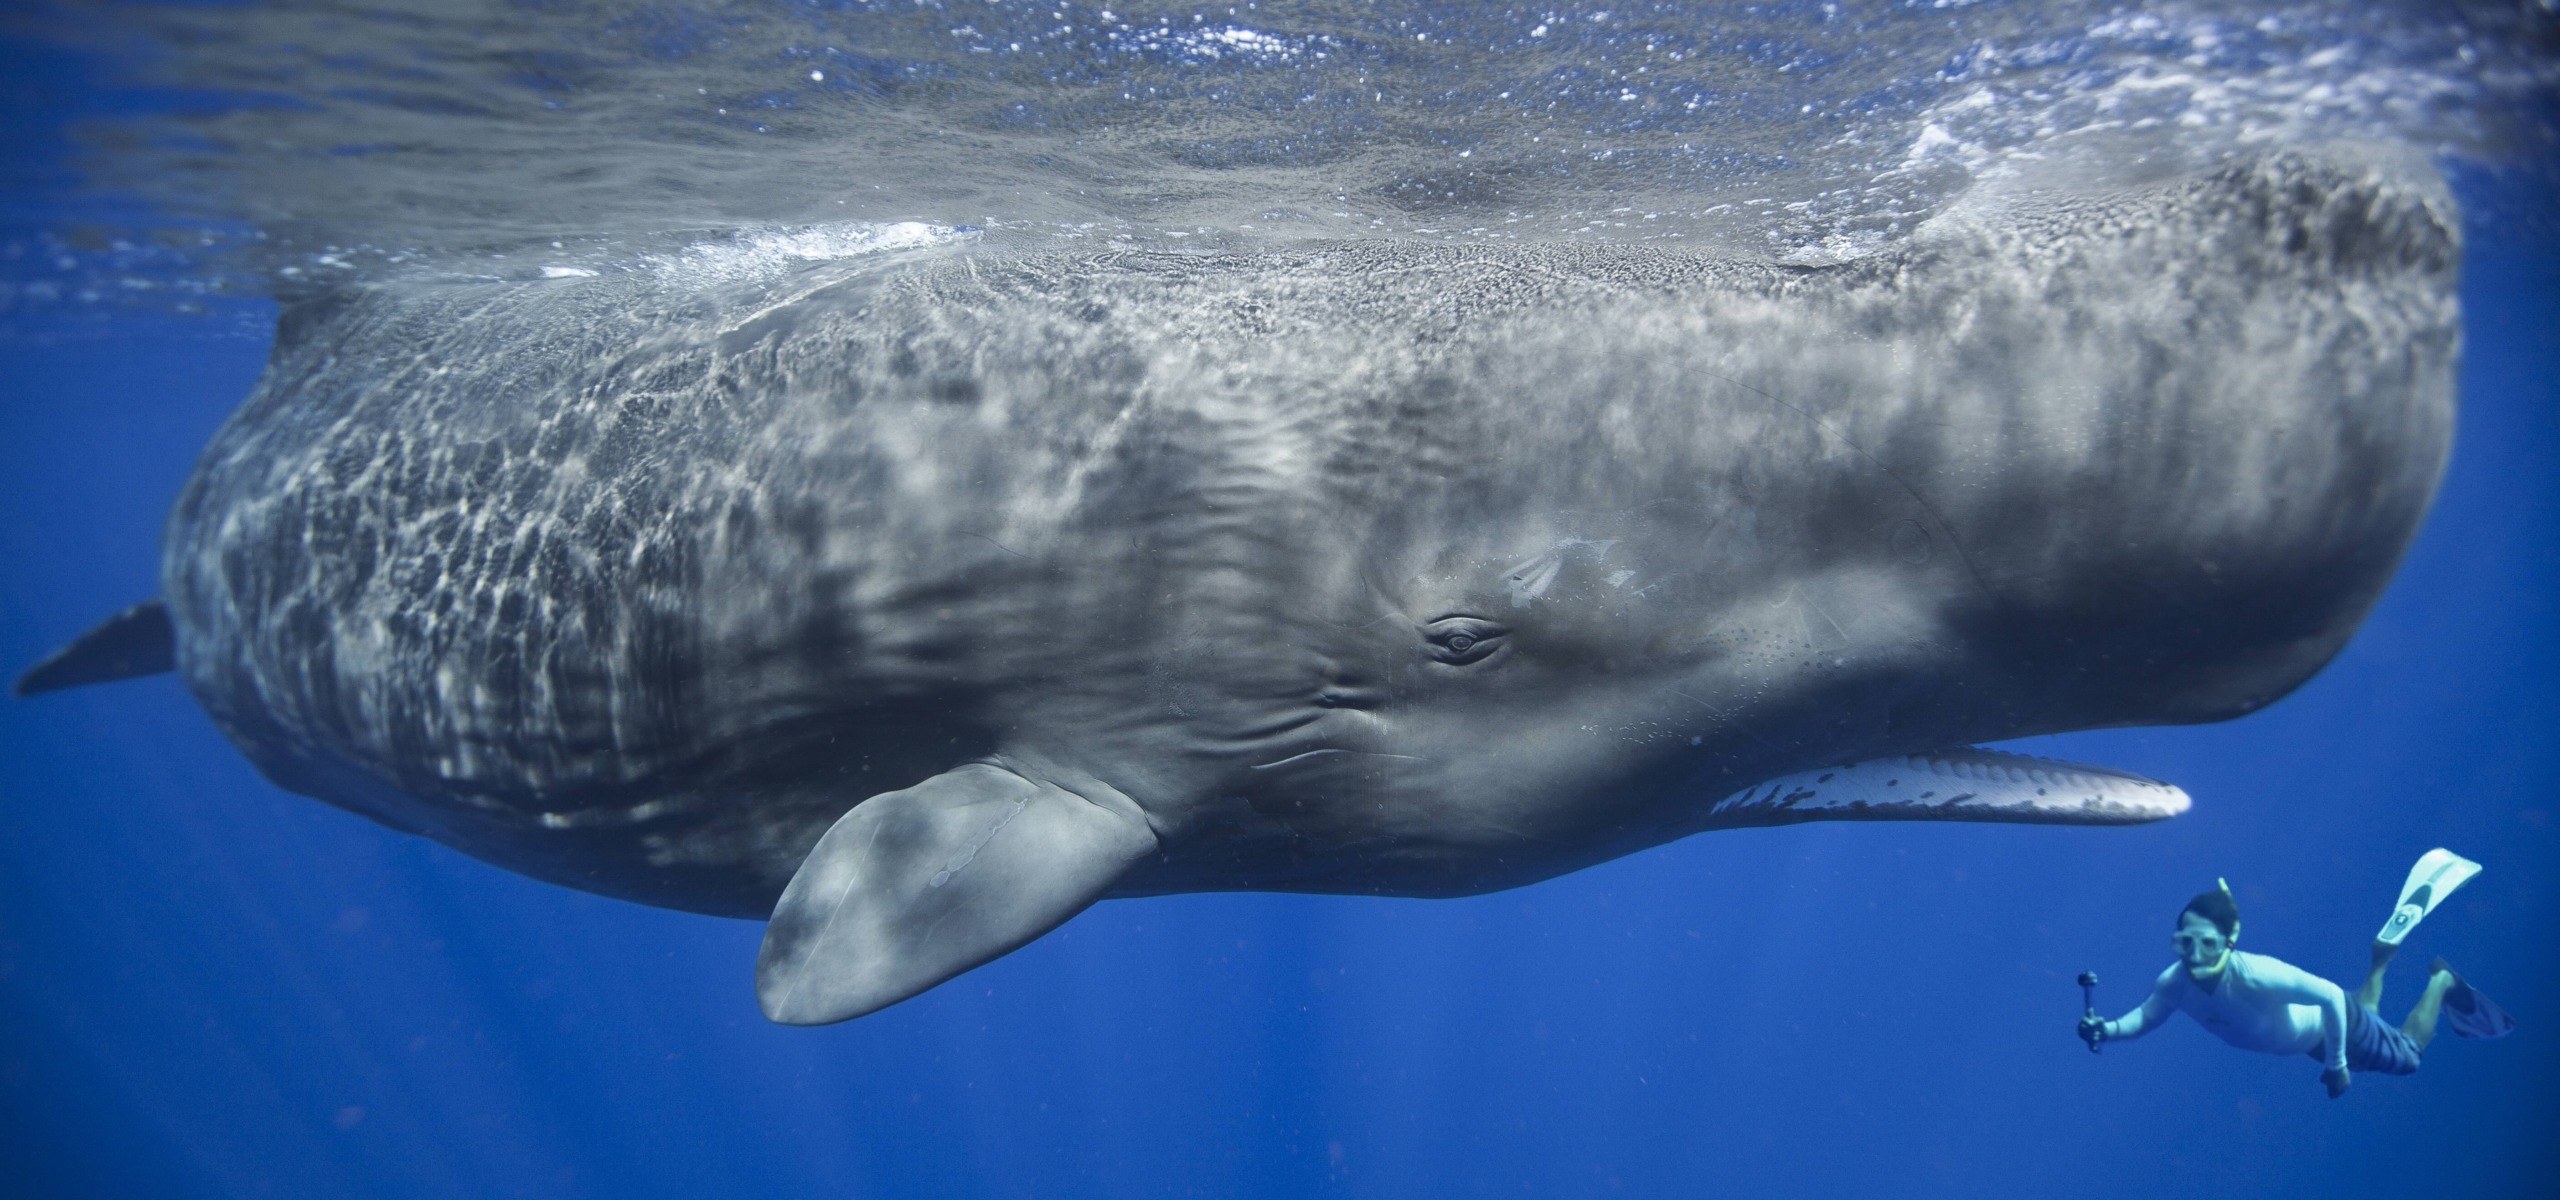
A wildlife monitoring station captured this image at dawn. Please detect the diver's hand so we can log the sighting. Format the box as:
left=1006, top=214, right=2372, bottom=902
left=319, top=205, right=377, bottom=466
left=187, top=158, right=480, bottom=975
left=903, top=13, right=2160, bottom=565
left=2077, top=1015, right=2107, bottom=1050
left=2321, top=1065, right=2351, bottom=1099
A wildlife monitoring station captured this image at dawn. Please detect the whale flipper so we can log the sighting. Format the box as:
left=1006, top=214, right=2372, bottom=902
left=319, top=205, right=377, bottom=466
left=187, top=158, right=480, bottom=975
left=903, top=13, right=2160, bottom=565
left=756, top=762, right=1160, bottom=1025
left=13, top=600, right=175, bottom=697
left=1701, top=748, right=2190, bottom=829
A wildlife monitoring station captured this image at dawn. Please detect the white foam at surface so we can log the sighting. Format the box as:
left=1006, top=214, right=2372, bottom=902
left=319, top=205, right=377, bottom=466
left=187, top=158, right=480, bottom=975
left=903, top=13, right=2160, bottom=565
left=1104, top=24, right=1334, bottom=66
left=1874, top=7, right=2482, bottom=199
left=637, top=221, right=973, bottom=286
left=10, top=0, right=2553, bottom=319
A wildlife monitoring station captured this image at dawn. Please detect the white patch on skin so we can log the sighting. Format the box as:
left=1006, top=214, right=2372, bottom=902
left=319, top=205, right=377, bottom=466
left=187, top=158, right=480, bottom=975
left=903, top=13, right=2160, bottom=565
left=1503, top=538, right=1617, bottom=607
left=1504, top=555, right=1562, bottom=607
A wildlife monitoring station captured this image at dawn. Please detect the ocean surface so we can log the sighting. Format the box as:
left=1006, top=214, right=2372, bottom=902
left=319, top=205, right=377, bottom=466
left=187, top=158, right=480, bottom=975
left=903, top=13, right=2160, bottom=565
left=2, top=2, right=2555, bottom=1196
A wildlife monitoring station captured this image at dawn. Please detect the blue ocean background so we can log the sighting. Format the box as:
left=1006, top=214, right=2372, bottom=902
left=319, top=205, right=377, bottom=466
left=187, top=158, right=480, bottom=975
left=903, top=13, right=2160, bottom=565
left=3, top=5, right=2554, bottom=1197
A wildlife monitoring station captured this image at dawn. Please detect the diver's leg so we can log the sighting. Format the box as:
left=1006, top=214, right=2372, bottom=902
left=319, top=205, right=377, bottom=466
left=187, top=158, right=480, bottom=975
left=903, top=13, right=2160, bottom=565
left=2355, top=940, right=2397, bottom=1012
left=2402, top=960, right=2459, bottom=1052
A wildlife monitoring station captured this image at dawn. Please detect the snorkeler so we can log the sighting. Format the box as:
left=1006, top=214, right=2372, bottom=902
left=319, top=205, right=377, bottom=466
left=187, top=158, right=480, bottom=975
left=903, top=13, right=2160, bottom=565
left=2078, top=850, right=2513, bottom=1098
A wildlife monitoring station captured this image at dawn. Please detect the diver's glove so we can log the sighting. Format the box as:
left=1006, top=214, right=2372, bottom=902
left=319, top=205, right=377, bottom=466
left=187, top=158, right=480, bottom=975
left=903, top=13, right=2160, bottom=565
left=2077, top=1015, right=2108, bottom=1049
left=2321, top=1065, right=2351, bottom=1099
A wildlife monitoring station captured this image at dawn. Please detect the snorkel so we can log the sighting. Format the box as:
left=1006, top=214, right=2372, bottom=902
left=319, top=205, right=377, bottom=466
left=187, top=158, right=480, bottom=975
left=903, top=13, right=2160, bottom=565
left=2175, top=877, right=2241, bottom=982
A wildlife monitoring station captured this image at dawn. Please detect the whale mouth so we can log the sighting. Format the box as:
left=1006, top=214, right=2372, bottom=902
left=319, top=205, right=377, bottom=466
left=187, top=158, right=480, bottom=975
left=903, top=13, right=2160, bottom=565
left=1701, top=746, right=2191, bottom=829
left=1247, top=748, right=1432, bottom=771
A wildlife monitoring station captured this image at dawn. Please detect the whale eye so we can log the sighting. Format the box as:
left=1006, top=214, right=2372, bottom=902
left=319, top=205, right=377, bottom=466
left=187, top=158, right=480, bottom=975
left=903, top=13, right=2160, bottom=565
left=1423, top=616, right=1507, bottom=665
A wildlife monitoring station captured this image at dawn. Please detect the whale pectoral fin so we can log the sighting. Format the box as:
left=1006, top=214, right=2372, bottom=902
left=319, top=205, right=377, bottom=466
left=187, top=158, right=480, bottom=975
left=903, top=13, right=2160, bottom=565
left=14, top=600, right=174, bottom=697
left=1700, top=748, right=2190, bottom=830
left=756, top=762, right=1159, bottom=1025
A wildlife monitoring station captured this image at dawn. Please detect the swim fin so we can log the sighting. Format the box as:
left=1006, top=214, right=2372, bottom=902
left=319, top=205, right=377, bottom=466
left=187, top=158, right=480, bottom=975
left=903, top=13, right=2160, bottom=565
left=2374, top=848, right=2481, bottom=947
left=2436, top=964, right=2517, bottom=1041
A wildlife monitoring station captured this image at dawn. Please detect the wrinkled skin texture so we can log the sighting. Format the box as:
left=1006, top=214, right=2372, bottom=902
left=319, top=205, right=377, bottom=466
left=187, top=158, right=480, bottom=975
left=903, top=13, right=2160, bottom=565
left=163, top=155, right=2457, bottom=919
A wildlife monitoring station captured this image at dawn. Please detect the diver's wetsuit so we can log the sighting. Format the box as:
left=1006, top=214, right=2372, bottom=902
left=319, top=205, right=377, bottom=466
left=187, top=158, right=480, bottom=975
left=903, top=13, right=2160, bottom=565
left=2103, top=950, right=2361, bottom=1072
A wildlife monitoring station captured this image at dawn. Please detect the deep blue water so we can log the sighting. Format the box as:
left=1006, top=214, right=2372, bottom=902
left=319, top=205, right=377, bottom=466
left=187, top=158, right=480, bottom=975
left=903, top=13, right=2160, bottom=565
left=4, top=11, right=2557, bottom=1200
